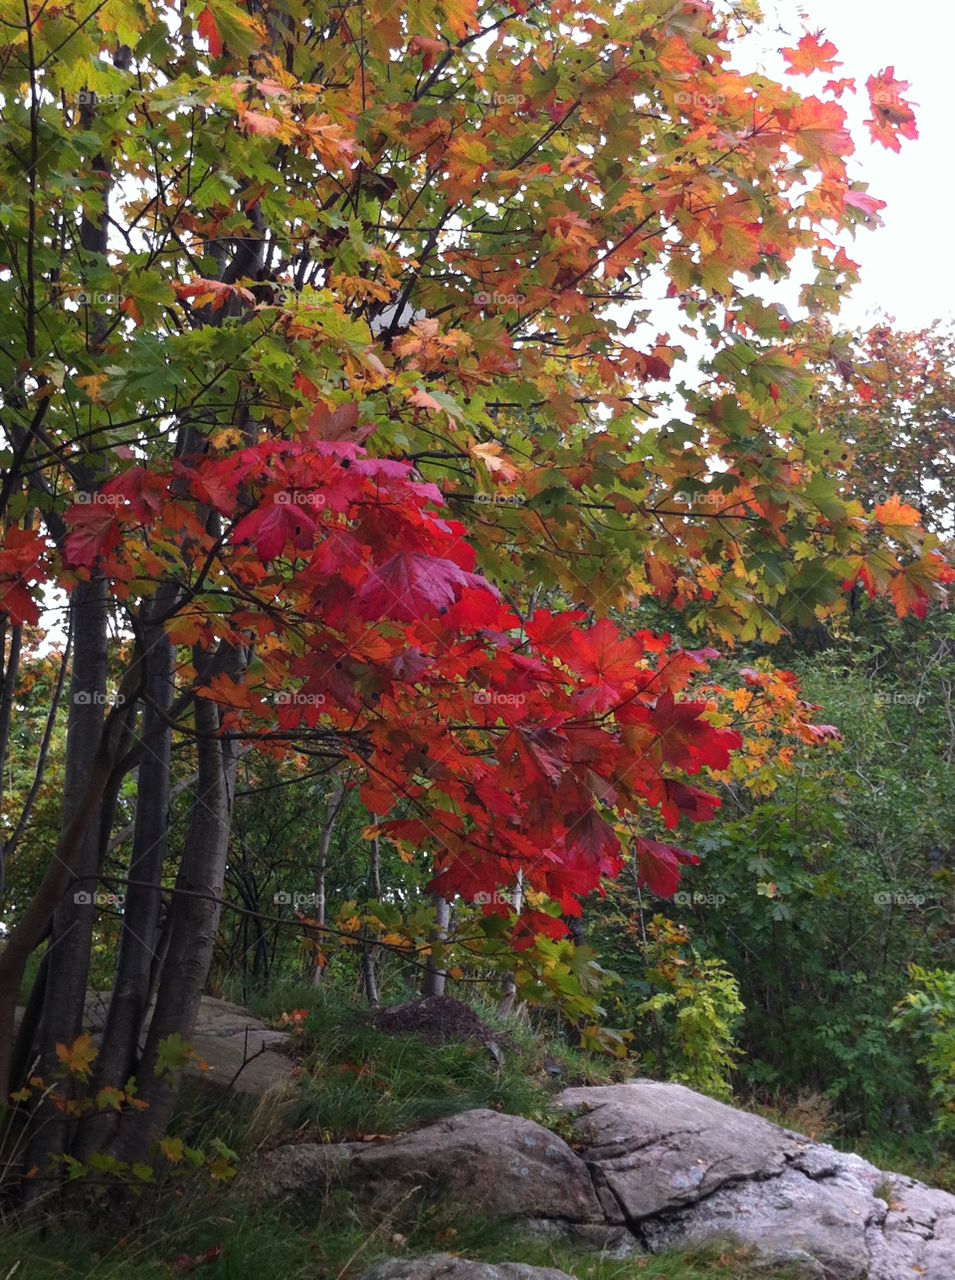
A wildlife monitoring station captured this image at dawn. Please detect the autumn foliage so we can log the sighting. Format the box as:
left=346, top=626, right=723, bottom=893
left=0, top=0, right=948, bottom=1174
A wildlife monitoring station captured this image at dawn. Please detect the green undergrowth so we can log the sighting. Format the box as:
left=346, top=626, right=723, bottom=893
left=185, top=982, right=627, bottom=1151
left=0, top=1196, right=812, bottom=1279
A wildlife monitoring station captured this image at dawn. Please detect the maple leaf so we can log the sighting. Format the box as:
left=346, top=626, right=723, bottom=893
left=470, top=440, right=520, bottom=483
left=175, top=279, right=254, bottom=312
left=356, top=552, right=498, bottom=622
left=197, top=5, right=223, bottom=57
left=233, top=500, right=318, bottom=563
left=635, top=838, right=699, bottom=898
left=779, top=98, right=854, bottom=165
left=64, top=504, right=122, bottom=569
left=307, top=399, right=374, bottom=443
left=874, top=496, right=923, bottom=548
left=0, top=527, right=45, bottom=625
left=56, top=1032, right=97, bottom=1080
left=782, top=32, right=841, bottom=76
left=865, top=68, right=918, bottom=151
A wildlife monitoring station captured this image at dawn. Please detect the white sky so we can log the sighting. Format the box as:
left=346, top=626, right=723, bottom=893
left=750, top=0, right=955, bottom=330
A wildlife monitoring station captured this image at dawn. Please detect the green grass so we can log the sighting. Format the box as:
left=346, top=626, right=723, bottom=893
left=0, top=984, right=816, bottom=1279
left=0, top=1198, right=812, bottom=1279
left=192, top=981, right=625, bottom=1150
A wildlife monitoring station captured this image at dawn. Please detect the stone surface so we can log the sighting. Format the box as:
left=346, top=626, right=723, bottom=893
left=555, top=1080, right=801, bottom=1221
left=360, top=1257, right=575, bottom=1280
left=242, top=1109, right=602, bottom=1225
left=15, top=992, right=296, bottom=1097
left=557, top=1084, right=955, bottom=1280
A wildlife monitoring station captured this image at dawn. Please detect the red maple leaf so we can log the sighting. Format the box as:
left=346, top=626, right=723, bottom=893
left=197, top=5, right=223, bottom=58
left=635, top=838, right=699, bottom=897
left=64, top=503, right=122, bottom=569
left=355, top=552, right=497, bottom=622
left=865, top=68, right=918, bottom=152
left=782, top=32, right=841, bottom=77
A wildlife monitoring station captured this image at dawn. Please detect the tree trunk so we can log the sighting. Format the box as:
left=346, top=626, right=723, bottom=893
left=498, top=872, right=524, bottom=1017
left=422, top=896, right=450, bottom=998
left=309, top=777, right=344, bottom=986
left=18, top=577, right=109, bottom=1181
left=76, top=619, right=174, bottom=1157
left=360, top=836, right=381, bottom=1007
left=108, top=692, right=238, bottom=1164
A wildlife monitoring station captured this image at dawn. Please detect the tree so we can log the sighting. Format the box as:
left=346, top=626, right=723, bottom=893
left=0, top=0, right=942, bottom=1186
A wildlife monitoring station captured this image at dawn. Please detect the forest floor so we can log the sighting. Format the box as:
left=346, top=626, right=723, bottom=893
left=0, top=986, right=826, bottom=1279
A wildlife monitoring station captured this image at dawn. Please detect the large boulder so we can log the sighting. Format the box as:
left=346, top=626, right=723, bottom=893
left=555, top=1080, right=802, bottom=1221
left=242, top=1109, right=603, bottom=1225
left=239, top=1074, right=955, bottom=1279
left=360, top=1257, right=575, bottom=1280
left=557, top=1083, right=955, bottom=1280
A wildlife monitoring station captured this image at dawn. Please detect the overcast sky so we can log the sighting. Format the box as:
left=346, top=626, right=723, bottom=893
left=748, top=0, right=954, bottom=330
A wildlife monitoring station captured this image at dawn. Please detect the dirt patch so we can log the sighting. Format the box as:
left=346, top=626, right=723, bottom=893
left=375, top=996, right=503, bottom=1058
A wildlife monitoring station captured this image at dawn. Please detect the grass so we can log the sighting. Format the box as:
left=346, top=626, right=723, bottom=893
left=0, top=1197, right=813, bottom=1279
left=187, top=980, right=626, bottom=1150
left=0, top=982, right=813, bottom=1278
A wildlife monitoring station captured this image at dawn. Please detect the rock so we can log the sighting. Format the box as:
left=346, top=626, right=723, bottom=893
left=556, top=1080, right=801, bottom=1221
left=16, top=992, right=296, bottom=1098
left=230, top=1053, right=955, bottom=1280
left=360, top=1257, right=575, bottom=1280
left=558, top=1083, right=955, bottom=1280
left=240, top=1109, right=602, bottom=1225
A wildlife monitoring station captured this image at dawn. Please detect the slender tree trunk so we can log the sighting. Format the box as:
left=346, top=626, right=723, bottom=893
left=360, top=836, right=381, bottom=1007
left=422, top=897, right=450, bottom=998
left=19, top=578, right=109, bottom=1180
left=108, top=693, right=238, bottom=1164
left=76, top=619, right=174, bottom=1157
left=310, top=777, right=344, bottom=986
left=498, top=872, right=524, bottom=1017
